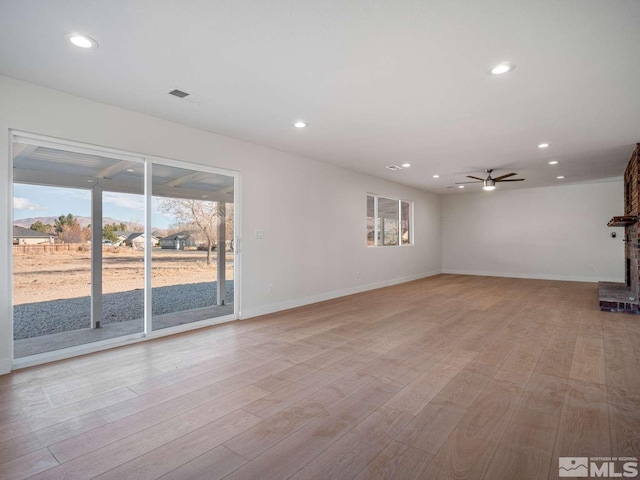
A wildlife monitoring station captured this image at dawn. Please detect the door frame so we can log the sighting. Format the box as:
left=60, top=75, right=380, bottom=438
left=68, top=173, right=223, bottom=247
left=9, top=130, right=242, bottom=370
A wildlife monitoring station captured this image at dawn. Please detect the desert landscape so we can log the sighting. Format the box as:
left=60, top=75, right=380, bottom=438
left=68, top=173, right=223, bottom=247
left=13, top=247, right=235, bottom=343
left=13, top=247, right=234, bottom=305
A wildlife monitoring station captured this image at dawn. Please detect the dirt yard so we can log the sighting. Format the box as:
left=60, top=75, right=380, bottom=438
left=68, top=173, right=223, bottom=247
left=13, top=247, right=234, bottom=305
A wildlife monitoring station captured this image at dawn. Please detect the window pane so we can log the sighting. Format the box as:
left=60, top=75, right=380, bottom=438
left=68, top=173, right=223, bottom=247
left=401, top=201, right=411, bottom=245
left=366, top=195, right=375, bottom=246
left=377, top=197, right=399, bottom=246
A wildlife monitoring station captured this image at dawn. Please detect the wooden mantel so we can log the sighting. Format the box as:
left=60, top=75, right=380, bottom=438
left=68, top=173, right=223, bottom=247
left=608, top=216, right=638, bottom=227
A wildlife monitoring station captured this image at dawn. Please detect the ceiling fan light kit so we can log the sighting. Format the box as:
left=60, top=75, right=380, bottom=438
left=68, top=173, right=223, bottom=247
left=483, top=179, right=496, bottom=191
left=455, top=169, right=525, bottom=191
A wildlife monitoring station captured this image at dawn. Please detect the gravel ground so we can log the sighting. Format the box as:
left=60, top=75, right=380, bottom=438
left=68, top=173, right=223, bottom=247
left=14, top=281, right=234, bottom=340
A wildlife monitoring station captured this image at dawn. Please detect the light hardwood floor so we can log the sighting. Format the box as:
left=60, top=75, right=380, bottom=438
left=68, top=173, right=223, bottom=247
left=1, top=274, right=639, bottom=480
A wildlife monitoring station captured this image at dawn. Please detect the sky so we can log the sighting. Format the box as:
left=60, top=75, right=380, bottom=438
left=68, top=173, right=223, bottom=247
left=13, top=184, right=174, bottom=229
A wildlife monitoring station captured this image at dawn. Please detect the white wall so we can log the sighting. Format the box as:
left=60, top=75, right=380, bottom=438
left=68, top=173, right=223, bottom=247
left=0, top=75, right=442, bottom=373
left=442, top=181, right=624, bottom=282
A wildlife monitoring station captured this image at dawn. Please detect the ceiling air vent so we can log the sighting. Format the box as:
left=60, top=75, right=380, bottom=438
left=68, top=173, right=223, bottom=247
left=386, top=165, right=403, bottom=171
left=166, top=87, right=210, bottom=105
left=168, top=89, right=190, bottom=98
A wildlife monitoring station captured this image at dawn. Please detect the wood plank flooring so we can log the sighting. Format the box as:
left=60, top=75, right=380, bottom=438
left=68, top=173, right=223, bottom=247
left=1, top=274, right=639, bottom=479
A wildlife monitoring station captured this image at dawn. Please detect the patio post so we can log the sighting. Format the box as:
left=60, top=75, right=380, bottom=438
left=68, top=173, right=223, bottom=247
left=91, top=183, right=103, bottom=328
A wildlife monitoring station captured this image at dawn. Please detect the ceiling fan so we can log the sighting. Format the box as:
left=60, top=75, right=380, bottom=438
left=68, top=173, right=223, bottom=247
left=455, top=169, right=525, bottom=191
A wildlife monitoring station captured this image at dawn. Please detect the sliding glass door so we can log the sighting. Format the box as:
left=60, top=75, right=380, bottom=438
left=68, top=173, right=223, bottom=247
left=11, top=134, right=237, bottom=360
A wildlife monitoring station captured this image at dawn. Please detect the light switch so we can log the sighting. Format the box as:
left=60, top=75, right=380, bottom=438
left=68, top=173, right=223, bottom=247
left=254, top=230, right=265, bottom=239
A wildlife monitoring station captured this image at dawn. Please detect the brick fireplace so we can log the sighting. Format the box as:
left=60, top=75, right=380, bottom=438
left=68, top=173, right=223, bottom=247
left=600, top=144, right=640, bottom=313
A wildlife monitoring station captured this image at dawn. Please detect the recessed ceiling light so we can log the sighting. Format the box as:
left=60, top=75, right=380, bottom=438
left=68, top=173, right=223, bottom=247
left=490, top=63, right=514, bottom=75
left=87, top=179, right=94, bottom=183
left=386, top=165, right=403, bottom=171
left=538, top=143, right=550, bottom=149
left=458, top=185, right=465, bottom=189
left=294, top=121, right=307, bottom=128
left=201, top=195, right=208, bottom=199
left=401, top=163, right=411, bottom=168
left=433, top=174, right=440, bottom=178
left=557, top=176, right=565, bottom=179
left=548, top=161, right=558, bottom=165
left=66, top=33, right=98, bottom=49
left=126, top=168, right=135, bottom=172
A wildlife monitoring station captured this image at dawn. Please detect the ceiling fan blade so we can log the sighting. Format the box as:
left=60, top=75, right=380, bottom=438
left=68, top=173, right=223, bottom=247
left=493, top=172, right=517, bottom=181
left=455, top=181, right=482, bottom=184
left=497, top=178, right=525, bottom=182
left=466, top=176, right=485, bottom=181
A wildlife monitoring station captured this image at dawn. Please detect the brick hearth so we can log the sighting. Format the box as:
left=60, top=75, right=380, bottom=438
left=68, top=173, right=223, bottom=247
left=598, top=281, right=639, bottom=313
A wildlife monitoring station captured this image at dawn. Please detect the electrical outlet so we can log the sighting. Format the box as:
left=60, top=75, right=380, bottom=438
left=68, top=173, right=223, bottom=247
left=590, top=265, right=595, bottom=271
left=268, top=283, right=273, bottom=294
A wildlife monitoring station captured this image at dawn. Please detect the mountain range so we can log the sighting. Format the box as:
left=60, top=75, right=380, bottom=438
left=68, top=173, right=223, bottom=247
left=13, top=216, right=145, bottom=231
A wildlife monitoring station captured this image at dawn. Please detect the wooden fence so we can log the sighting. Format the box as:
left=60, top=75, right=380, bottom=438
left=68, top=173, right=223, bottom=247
left=12, top=243, right=85, bottom=255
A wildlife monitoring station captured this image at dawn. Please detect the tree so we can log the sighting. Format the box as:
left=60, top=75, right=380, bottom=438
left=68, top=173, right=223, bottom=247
left=59, top=221, right=91, bottom=243
left=127, top=220, right=143, bottom=232
left=54, top=214, right=76, bottom=234
left=54, top=213, right=90, bottom=243
left=102, top=222, right=127, bottom=243
left=30, top=221, right=52, bottom=233
left=159, top=198, right=226, bottom=265
left=102, top=224, right=119, bottom=243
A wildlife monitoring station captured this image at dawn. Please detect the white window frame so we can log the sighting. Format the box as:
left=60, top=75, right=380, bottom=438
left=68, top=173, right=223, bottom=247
left=367, top=193, right=413, bottom=247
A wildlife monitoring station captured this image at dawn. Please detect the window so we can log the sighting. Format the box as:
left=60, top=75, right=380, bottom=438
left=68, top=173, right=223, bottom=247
left=366, top=194, right=413, bottom=246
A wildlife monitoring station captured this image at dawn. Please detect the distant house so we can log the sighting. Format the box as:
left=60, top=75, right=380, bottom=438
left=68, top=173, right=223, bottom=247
left=159, top=231, right=196, bottom=250
left=124, top=232, right=159, bottom=250
left=112, top=231, right=134, bottom=246
left=13, top=226, right=54, bottom=245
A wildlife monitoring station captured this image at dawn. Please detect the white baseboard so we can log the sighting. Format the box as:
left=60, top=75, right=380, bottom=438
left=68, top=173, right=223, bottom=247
left=240, top=270, right=441, bottom=320
left=441, top=269, right=623, bottom=284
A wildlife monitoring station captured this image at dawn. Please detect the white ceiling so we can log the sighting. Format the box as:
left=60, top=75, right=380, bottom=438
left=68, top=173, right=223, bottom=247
left=0, top=0, right=638, bottom=193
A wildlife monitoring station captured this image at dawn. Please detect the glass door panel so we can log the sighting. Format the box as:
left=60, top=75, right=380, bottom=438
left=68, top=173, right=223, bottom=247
left=12, top=141, right=143, bottom=358
left=100, top=165, right=144, bottom=337
left=151, top=163, right=234, bottom=331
